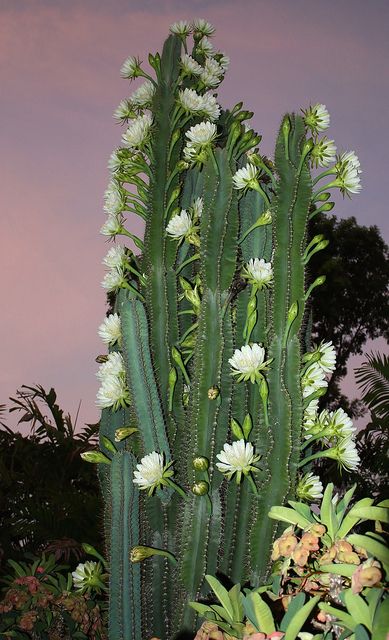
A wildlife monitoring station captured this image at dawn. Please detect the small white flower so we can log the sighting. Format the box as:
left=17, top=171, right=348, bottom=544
left=98, top=313, right=121, bottom=346
left=72, top=561, right=104, bottom=592
left=216, top=439, right=260, bottom=483
left=316, top=340, right=336, bottom=373
left=296, top=472, right=323, bottom=501
left=304, top=408, right=329, bottom=438
left=232, top=163, right=259, bottom=190
left=96, top=351, right=125, bottom=381
left=191, top=197, right=203, bottom=219
left=192, top=19, right=216, bottom=37
left=326, top=408, right=355, bottom=439
left=130, top=80, right=155, bottom=107
left=200, top=93, right=221, bottom=121
left=166, top=210, right=193, bottom=241
left=102, top=245, right=127, bottom=269
left=229, top=343, right=270, bottom=383
left=327, top=435, right=360, bottom=471
left=196, top=36, right=215, bottom=56
left=180, top=53, right=202, bottom=76
left=311, top=137, right=337, bottom=168
left=218, top=54, right=230, bottom=72
left=113, top=99, right=134, bottom=122
left=242, top=258, right=273, bottom=288
left=100, top=214, right=123, bottom=238
left=203, top=57, right=224, bottom=78
left=104, top=181, right=126, bottom=215
left=303, top=398, right=319, bottom=431
left=178, top=88, right=205, bottom=113
left=302, top=103, right=330, bottom=135
left=96, top=374, right=130, bottom=410
left=185, top=121, right=217, bottom=145
left=108, top=149, right=122, bottom=173
left=120, top=55, right=142, bottom=79
left=133, top=451, right=174, bottom=495
left=170, top=20, right=191, bottom=37
left=301, top=362, right=328, bottom=398
left=101, top=268, right=125, bottom=292
left=122, top=113, right=153, bottom=149
left=335, top=151, right=362, bottom=196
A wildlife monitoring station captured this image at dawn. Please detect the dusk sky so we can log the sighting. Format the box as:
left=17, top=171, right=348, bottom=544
left=1, top=0, right=388, bottom=431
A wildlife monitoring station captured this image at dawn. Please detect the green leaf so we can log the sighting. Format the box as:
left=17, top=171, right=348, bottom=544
left=336, top=484, right=357, bottom=519
left=372, top=595, right=389, bottom=640
left=268, top=506, right=312, bottom=529
left=320, top=483, right=337, bottom=540
left=318, top=563, right=356, bottom=578
left=288, top=500, right=314, bottom=521
left=347, top=533, right=389, bottom=575
left=189, top=602, right=217, bottom=618
left=284, top=595, right=321, bottom=640
left=205, top=575, right=235, bottom=621
left=280, top=592, right=306, bottom=631
left=337, top=497, right=375, bottom=539
left=349, top=506, right=389, bottom=524
left=354, top=625, right=370, bottom=640
left=243, top=592, right=275, bottom=634
left=7, top=560, right=25, bottom=577
left=210, top=604, right=234, bottom=623
left=216, top=620, right=244, bottom=638
left=319, top=603, right=356, bottom=630
left=229, top=583, right=244, bottom=622
left=344, top=590, right=372, bottom=630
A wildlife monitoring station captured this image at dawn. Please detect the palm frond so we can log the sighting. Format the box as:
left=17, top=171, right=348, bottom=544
left=355, top=351, right=389, bottom=421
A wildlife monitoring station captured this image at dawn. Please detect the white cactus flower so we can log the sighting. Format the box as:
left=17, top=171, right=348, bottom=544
left=218, top=54, right=230, bottom=72
left=326, top=408, right=355, bottom=439
left=229, top=343, right=270, bottom=383
left=316, top=340, right=336, bottom=373
left=302, top=103, right=330, bottom=135
left=203, top=57, right=224, bottom=78
left=311, top=137, right=337, bottom=168
left=102, top=245, right=127, bottom=269
left=122, top=113, right=153, bottom=149
left=170, top=20, right=191, bottom=37
left=216, top=439, right=260, bottom=483
left=296, top=472, right=323, bottom=501
left=301, top=362, right=328, bottom=397
left=101, top=268, right=125, bottom=292
left=113, top=99, right=134, bottom=122
left=133, top=452, right=174, bottom=495
left=98, top=313, right=121, bottom=346
left=120, top=55, right=142, bottom=79
left=166, top=210, right=193, bottom=240
left=191, top=197, right=203, bottom=219
left=100, top=214, right=123, bottom=238
left=96, top=351, right=125, bottom=381
left=200, top=93, right=221, bottom=121
left=326, top=435, right=360, bottom=471
left=185, top=121, right=217, bottom=145
left=242, top=258, right=273, bottom=288
left=108, top=149, right=122, bottom=173
left=96, top=374, right=130, bottom=410
left=232, top=163, right=259, bottom=190
left=192, top=19, right=216, bottom=36
left=178, top=88, right=205, bottom=113
left=104, top=181, right=126, bottom=215
left=335, top=151, right=362, bottom=196
left=130, top=80, right=155, bottom=107
left=180, top=53, right=202, bottom=76
left=72, top=561, right=104, bottom=592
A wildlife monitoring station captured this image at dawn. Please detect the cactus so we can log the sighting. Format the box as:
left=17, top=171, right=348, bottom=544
left=91, top=19, right=362, bottom=640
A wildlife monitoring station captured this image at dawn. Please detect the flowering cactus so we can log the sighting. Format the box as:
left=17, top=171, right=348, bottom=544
left=90, top=19, right=365, bottom=640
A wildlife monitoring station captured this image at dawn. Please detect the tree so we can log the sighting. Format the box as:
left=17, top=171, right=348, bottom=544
left=0, top=385, right=103, bottom=571
left=309, top=214, right=389, bottom=414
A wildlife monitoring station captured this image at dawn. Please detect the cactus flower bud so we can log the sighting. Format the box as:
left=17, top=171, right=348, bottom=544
left=231, top=418, right=244, bottom=440
left=315, top=191, right=330, bottom=201
left=192, top=481, right=209, bottom=496
left=242, top=413, right=253, bottom=439
left=192, top=456, right=209, bottom=471
left=207, top=386, right=219, bottom=400
left=100, top=435, right=117, bottom=454
left=130, top=546, right=157, bottom=562
left=80, top=451, right=111, bottom=464
left=114, top=427, right=138, bottom=442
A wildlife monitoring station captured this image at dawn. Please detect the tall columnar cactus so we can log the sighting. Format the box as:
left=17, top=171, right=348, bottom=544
left=89, top=19, right=362, bottom=640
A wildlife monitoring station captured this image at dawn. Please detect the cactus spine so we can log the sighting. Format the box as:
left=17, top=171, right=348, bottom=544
left=93, top=21, right=360, bottom=640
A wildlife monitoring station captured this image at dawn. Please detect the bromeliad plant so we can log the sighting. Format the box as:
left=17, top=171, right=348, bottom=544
left=85, top=18, right=374, bottom=640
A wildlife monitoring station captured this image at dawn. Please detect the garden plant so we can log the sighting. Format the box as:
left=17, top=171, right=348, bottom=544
left=81, top=19, right=388, bottom=640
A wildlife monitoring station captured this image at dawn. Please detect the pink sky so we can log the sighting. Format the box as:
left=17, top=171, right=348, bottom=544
left=1, top=0, right=388, bottom=430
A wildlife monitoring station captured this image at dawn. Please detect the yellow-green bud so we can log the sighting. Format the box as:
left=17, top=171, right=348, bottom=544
left=316, top=239, right=329, bottom=251
left=242, top=413, right=253, bottom=439
left=282, top=116, right=291, bottom=138
left=170, top=129, right=181, bottom=146
left=169, top=367, right=178, bottom=387
left=247, top=296, right=257, bottom=315
left=192, top=481, right=209, bottom=496
left=192, top=456, right=209, bottom=471
left=315, top=191, right=330, bottom=201
left=100, top=435, right=117, bottom=454
left=130, top=546, right=156, bottom=563
left=231, top=418, right=244, bottom=440
left=170, top=186, right=181, bottom=202
left=259, top=378, right=269, bottom=404
left=114, top=427, right=138, bottom=442
left=207, top=386, right=219, bottom=400
left=177, top=160, right=189, bottom=172
left=80, top=451, right=111, bottom=465
left=257, top=210, right=272, bottom=226
left=320, top=202, right=334, bottom=212
left=231, top=101, right=243, bottom=115
left=179, top=276, right=192, bottom=291
left=287, top=301, right=299, bottom=323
